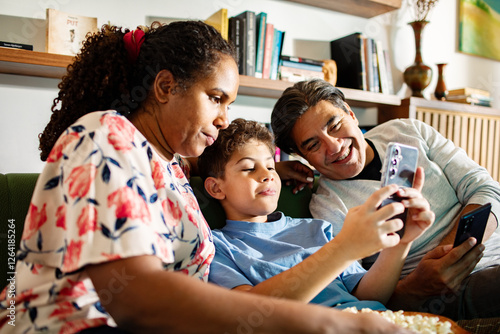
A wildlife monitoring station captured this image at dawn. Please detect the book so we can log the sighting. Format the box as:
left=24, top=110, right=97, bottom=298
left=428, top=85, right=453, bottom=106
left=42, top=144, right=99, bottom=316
left=280, top=59, right=323, bottom=72
left=330, top=32, right=365, bottom=90
left=234, top=10, right=256, bottom=76
left=369, top=38, right=380, bottom=93
left=262, top=23, right=275, bottom=79
left=0, top=41, right=33, bottom=51
left=46, top=8, right=98, bottom=56
left=270, top=30, right=285, bottom=80
left=279, top=65, right=324, bottom=82
left=383, top=49, right=395, bottom=95
left=446, top=94, right=492, bottom=106
left=254, top=12, right=267, bottom=78
left=363, top=36, right=373, bottom=92
left=228, top=16, right=244, bottom=75
left=376, top=40, right=390, bottom=94
left=280, top=55, right=324, bottom=67
left=204, top=8, right=228, bottom=41
left=448, top=87, right=490, bottom=98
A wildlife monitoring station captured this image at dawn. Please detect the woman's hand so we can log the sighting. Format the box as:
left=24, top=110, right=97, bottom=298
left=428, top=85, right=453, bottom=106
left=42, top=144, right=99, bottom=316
left=275, top=160, right=314, bottom=194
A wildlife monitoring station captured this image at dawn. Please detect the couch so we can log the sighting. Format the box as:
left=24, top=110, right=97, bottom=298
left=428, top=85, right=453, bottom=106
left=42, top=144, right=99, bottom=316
left=0, top=173, right=315, bottom=284
left=2, top=173, right=499, bottom=333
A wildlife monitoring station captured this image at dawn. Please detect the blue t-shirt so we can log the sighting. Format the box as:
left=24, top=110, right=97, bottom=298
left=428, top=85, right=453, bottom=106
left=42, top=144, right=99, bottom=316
left=208, top=212, right=386, bottom=310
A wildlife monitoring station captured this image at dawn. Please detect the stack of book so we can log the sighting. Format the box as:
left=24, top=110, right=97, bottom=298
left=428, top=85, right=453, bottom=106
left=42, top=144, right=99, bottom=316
left=278, top=55, right=325, bottom=83
left=228, top=10, right=285, bottom=79
left=330, top=32, right=394, bottom=94
left=446, top=88, right=492, bottom=107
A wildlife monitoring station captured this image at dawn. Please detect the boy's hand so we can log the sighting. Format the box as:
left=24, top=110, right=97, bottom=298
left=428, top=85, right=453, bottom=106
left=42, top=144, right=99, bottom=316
left=336, top=184, right=407, bottom=260
left=398, top=167, right=435, bottom=244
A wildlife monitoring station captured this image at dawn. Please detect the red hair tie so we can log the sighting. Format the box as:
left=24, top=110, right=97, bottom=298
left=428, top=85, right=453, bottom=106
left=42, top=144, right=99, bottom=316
left=123, top=29, right=145, bottom=64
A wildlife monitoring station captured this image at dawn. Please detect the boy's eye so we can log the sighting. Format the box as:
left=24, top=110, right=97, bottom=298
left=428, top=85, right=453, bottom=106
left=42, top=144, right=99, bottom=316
left=210, top=96, right=221, bottom=104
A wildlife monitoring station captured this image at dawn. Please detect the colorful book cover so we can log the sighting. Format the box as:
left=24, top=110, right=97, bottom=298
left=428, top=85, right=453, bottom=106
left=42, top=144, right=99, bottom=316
left=46, top=8, right=98, bottom=56
left=254, top=12, right=267, bottom=78
left=262, top=23, right=274, bottom=79
left=270, top=29, right=284, bottom=80
left=205, top=8, right=228, bottom=41
left=234, top=10, right=256, bottom=76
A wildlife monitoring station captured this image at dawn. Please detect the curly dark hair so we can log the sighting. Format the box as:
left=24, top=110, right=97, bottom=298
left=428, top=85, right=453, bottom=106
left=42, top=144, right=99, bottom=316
left=197, top=118, right=275, bottom=181
left=39, top=20, right=237, bottom=161
left=271, top=79, right=348, bottom=156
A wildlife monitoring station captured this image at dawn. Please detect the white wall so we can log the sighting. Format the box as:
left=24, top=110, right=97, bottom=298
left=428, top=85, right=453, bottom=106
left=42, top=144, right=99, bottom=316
left=0, top=0, right=498, bottom=173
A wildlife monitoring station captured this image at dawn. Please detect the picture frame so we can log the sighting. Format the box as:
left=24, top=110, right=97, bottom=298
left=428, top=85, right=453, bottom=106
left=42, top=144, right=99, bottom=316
left=458, top=0, right=500, bottom=62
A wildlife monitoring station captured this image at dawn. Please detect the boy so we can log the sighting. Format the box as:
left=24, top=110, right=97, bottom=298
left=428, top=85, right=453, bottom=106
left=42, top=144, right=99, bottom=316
left=198, top=118, right=434, bottom=310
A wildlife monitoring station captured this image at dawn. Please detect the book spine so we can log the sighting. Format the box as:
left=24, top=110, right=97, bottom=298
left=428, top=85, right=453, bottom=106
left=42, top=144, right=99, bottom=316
left=280, top=59, right=323, bottom=72
left=254, top=12, right=267, bottom=79
left=330, top=32, right=364, bottom=90
left=245, top=11, right=256, bottom=77
left=364, top=38, right=374, bottom=92
left=0, top=41, right=33, bottom=51
left=359, top=36, right=367, bottom=91
left=229, top=17, right=244, bottom=75
left=280, top=55, right=324, bottom=66
left=370, top=38, right=380, bottom=93
left=270, top=30, right=283, bottom=80
left=280, top=65, right=324, bottom=81
left=262, top=23, right=274, bottom=79
left=376, top=40, right=390, bottom=94
left=383, top=49, right=394, bottom=95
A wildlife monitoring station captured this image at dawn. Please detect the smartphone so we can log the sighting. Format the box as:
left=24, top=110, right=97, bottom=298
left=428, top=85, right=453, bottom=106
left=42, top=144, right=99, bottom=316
left=380, top=142, right=419, bottom=237
left=453, top=203, right=491, bottom=247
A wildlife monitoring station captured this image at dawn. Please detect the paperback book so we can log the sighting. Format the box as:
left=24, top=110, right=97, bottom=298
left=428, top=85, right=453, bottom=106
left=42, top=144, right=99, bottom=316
left=46, top=8, right=98, bottom=56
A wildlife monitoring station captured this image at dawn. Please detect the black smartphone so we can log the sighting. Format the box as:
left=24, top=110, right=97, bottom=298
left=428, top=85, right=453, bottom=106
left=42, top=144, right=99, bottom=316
left=453, top=203, right=491, bottom=247
left=380, top=142, right=419, bottom=237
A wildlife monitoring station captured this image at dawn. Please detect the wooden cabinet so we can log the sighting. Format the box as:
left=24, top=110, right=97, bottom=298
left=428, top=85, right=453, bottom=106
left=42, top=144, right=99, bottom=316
left=379, top=97, right=500, bottom=182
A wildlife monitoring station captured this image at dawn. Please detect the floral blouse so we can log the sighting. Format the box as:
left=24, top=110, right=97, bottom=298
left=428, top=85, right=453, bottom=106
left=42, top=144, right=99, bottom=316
left=0, top=111, right=214, bottom=333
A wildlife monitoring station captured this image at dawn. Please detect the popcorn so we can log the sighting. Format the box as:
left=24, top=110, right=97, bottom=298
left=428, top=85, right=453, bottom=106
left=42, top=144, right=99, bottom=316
left=343, top=307, right=453, bottom=334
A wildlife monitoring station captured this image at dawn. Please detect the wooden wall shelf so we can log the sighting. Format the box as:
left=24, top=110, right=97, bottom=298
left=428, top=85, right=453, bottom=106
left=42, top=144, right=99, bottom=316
left=284, top=0, right=402, bottom=18
left=0, top=48, right=401, bottom=109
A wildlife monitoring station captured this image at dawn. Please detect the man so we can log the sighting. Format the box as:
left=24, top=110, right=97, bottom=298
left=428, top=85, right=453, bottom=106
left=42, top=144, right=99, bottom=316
left=271, top=78, right=500, bottom=320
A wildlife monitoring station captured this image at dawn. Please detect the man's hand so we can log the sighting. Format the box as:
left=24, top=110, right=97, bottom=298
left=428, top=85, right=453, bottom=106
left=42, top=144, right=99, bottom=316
left=275, top=160, right=314, bottom=194
left=399, top=238, right=484, bottom=297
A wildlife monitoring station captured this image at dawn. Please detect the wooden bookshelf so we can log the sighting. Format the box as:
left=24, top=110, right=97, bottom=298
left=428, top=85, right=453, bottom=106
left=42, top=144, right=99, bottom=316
left=284, top=0, right=402, bottom=18
left=0, top=48, right=401, bottom=108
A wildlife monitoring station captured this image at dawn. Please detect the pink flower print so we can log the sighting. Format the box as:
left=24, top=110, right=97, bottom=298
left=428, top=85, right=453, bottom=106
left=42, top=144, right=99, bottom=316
left=162, top=198, right=182, bottom=227
left=57, top=279, right=88, bottom=300
left=63, top=240, right=83, bottom=273
left=182, top=191, right=200, bottom=212
left=65, top=163, right=97, bottom=199
left=22, top=203, right=47, bottom=240
left=77, top=206, right=98, bottom=236
left=31, top=264, right=43, bottom=274
left=101, top=113, right=136, bottom=152
left=56, top=205, right=66, bottom=230
left=100, top=253, right=122, bottom=261
left=49, top=301, right=76, bottom=320
left=152, top=160, right=166, bottom=189
left=155, top=234, right=173, bottom=261
left=107, top=186, right=151, bottom=223
left=47, top=132, right=80, bottom=163
left=172, top=163, right=186, bottom=179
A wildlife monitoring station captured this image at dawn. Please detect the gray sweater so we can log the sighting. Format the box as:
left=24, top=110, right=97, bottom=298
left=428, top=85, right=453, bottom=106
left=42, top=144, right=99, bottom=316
left=310, top=118, right=500, bottom=277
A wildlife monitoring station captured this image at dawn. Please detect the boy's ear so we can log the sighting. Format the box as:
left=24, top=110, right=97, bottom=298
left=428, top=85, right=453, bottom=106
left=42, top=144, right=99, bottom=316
left=204, top=177, right=226, bottom=200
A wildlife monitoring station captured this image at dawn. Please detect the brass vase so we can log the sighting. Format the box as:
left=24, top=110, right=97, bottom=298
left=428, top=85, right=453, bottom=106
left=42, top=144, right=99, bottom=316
left=403, top=21, right=433, bottom=98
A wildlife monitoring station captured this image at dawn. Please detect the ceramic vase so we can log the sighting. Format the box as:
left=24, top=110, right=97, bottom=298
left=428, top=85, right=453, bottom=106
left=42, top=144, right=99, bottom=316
left=434, top=63, right=448, bottom=100
left=403, top=21, right=433, bottom=98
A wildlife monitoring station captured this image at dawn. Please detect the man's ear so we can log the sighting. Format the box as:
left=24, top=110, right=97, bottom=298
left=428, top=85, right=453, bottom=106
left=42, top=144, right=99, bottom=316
left=344, top=102, right=359, bottom=126
left=204, top=177, right=226, bottom=200
left=153, top=69, right=175, bottom=104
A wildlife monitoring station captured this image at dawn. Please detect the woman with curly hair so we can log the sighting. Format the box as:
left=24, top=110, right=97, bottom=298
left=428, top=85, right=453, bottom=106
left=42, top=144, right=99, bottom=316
left=0, top=21, right=410, bottom=334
